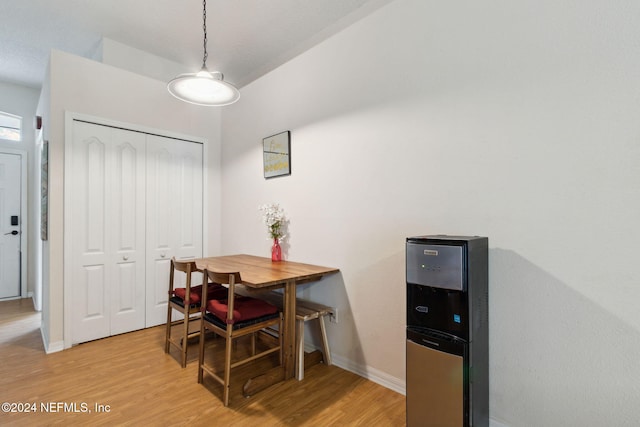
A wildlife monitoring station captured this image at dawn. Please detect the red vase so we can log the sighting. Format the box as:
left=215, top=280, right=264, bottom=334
left=271, top=238, right=282, bottom=262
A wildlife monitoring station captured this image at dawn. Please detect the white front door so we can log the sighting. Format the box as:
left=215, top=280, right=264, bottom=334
left=70, top=122, right=146, bottom=343
left=0, top=153, right=21, bottom=299
left=145, top=135, right=203, bottom=327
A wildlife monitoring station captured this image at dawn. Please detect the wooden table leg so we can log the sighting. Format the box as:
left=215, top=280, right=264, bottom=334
left=243, top=280, right=297, bottom=397
left=283, top=280, right=296, bottom=379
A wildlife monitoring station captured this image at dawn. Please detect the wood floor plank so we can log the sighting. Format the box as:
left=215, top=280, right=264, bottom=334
left=0, top=298, right=405, bottom=426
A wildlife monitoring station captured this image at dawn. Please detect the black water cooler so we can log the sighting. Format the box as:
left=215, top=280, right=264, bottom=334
left=406, top=236, right=488, bottom=427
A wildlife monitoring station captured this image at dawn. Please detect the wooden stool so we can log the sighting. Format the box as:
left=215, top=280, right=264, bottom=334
left=293, top=299, right=332, bottom=380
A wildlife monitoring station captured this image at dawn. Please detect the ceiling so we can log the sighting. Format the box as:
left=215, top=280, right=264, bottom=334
left=0, top=0, right=395, bottom=90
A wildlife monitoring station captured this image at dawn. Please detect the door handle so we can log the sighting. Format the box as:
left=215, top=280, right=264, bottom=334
left=4, top=230, right=18, bottom=236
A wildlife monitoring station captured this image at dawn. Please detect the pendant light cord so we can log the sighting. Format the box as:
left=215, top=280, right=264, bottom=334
left=202, top=0, right=208, bottom=69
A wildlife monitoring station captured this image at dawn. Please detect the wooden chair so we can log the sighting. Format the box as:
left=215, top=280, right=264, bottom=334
left=165, top=258, right=226, bottom=367
left=197, top=270, right=282, bottom=407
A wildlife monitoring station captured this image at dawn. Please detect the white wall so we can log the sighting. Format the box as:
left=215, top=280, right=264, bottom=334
left=97, top=38, right=187, bottom=84
left=38, top=50, right=223, bottom=352
left=220, top=0, right=640, bottom=425
left=0, top=81, right=40, bottom=307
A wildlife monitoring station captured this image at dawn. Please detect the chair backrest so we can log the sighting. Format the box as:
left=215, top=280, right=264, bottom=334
left=204, top=270, right=241, bottom=286
left=203, top=270, right=242, bottom=322
left=172, top=258, right=199, bottom=274
left=170, top=258, right=200, bottom=293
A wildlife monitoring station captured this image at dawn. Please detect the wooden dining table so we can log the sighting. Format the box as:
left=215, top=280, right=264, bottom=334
left=195, top=254, right=339, bottom=396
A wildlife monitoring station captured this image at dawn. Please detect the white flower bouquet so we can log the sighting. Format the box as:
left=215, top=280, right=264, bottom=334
left=259, top=203, right=287, bottom=240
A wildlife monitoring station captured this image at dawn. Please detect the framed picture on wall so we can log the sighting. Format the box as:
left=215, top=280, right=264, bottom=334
left=41, top=140, right=48, bottom=241
left=263, top=131, right=291, bottom=178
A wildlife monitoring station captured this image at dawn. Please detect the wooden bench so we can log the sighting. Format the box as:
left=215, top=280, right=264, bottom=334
left=237, top=289, right=332, bottom=380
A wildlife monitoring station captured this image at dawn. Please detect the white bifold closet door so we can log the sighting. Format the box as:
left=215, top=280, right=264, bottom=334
left=145, top=134, right=203, bottom=327
left=70, top=122, right=146, bottom=344
left=69, top=121, right=203, bottom=344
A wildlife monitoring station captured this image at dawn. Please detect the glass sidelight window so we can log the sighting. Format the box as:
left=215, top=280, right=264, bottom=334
left=0, top=111, right=22, bottom=142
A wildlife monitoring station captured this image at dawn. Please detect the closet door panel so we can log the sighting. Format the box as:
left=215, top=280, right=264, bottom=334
left=175, top=153, right=201, bottom=259
left=85, top=139, right=107, bottom=254
left=70, top=122, right=111, bottom=344
left=146, top=135, right=203, bottom=327
left=110, top=129, right=146, bottom=335
left=84, top=266, right=107, bottom=317
left=73, top=265, right=108, bottom=343
left=70, top=123, right=147, bottom=343
left=145, top=145, right=173, bottom=326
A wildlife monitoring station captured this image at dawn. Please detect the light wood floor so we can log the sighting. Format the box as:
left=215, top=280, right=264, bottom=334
left=0, top=298, right=405, bottom=426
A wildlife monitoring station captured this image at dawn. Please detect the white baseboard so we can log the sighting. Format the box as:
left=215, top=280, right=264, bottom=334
left=40, top=327, right=64, bottom=354
left=304, top=343, right=405, bottom=395
left=331, top=352, right=406, bottom=395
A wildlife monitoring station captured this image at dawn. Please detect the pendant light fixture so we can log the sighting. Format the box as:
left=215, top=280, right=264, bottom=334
left=167, top=0, right=240, bottom=106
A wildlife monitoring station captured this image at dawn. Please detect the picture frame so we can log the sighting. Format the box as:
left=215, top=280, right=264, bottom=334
left=41, top=140, right=48, bottom=241
left=263, top=131, right=291, bottom=178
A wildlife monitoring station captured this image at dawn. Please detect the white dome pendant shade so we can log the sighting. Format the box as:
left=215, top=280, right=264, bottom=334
left=168, top=69, right=240, bottom=106
left=167, top=0, right=240, bottom=106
